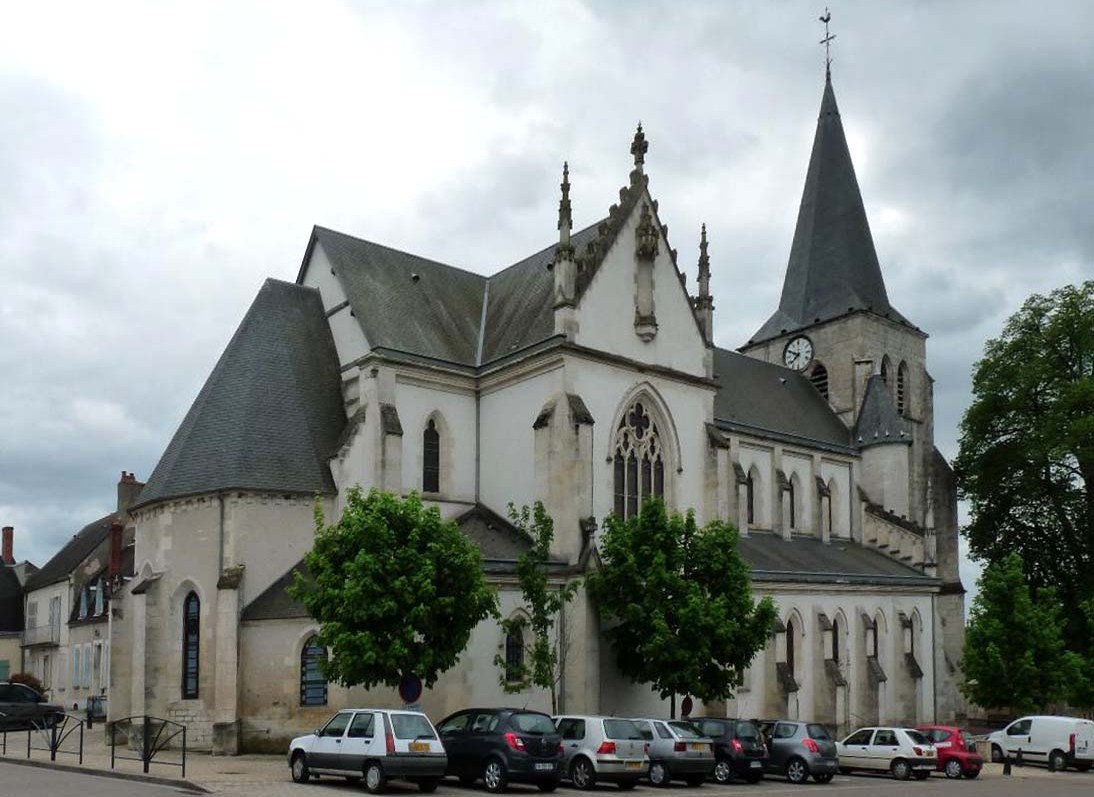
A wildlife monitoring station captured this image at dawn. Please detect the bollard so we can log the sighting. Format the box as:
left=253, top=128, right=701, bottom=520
left=1016, top=747, right=1024, bottom=767
left=1048, top=752, right=1056, bottom=772
left=1003, top=756, right=1011, bottom=776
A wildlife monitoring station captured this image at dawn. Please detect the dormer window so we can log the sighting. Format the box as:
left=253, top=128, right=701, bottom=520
left=78, top=587, right=88, bottom=620
left=93, top=579, right=104, bottom=616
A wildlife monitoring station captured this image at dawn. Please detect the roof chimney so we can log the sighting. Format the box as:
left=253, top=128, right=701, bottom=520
left=109, top=520, right=124, bottom=580
left=117, top=471, right=144, bottom=515
left=2, top=526, right=13, bottom=565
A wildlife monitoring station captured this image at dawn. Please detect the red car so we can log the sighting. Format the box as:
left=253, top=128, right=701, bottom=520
left=916, top=725, right=983, bottom=779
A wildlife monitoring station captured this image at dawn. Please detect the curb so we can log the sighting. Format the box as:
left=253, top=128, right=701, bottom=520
left=0, top=755, right=211, bottom=792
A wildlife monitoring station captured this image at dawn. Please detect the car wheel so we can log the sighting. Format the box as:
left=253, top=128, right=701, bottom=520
left=418, top=779, right=440, bottom=793
left=991, top=745, right=1004, bottom=763
left=813, top=772, right=833, bottom=784
left=684, top=775, right=706, bottom=787
left=1050, top=749, right=1068, bottom=772
left=365, top=761, right=387, bottom=794
left=483, top=758, right=509, bottom=793
left=962, top=770, right=980, bottom=779
left=891, top=759, right=911, bottom=781
left=617, top=780, right=638, bottom=790
left=649, top=761, right=669, bottom=787
left=913, top=770, right=930, bottom=780
left=290, top=752, right=310, bottom=784
left=785, top=757, right=808, bottom=784
left=571, top=757, right=597, bottom=791
left=713, top=759, right=733, bottom=784
left=944, top=759, right=963, bottom=779
left=537, top=781, right=559, bottom=793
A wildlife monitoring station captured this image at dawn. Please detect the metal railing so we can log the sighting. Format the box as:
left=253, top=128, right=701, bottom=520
left=21, top=624, right=61, bottom=646
left=0, top=712, right=84, bottom=763
left=108, top=715, right=187, bottom=778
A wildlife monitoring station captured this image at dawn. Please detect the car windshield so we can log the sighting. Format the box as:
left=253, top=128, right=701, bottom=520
left=391, top=713, right=437, bottom=740
left=604, top=719, right=645, bottom=740
left=905, top=730, right=929, bottom=745
left=512, top=713, right=557, bottom=735
left=668, top=721, right=703, bottom=739
left=735, top=722, right=760, bottom=740
left=807, top=724, right=831, bottom=740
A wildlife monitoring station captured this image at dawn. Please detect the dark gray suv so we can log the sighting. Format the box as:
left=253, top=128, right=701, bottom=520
left=759, top=720, right=837, bottom=784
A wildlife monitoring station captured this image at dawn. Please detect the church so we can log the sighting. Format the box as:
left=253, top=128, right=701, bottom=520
left=106, top=69, right=966, bottom=754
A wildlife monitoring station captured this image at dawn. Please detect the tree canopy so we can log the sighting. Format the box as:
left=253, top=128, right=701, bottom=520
left=290, top=488, right=497, bottom=690
left=961, top=552, right=1073, bottom=712
left=955, top=281, right=1094, bottom=644
left=586, top=499, right=776, bottom=713
left=494, top=502, right=579, bottom=713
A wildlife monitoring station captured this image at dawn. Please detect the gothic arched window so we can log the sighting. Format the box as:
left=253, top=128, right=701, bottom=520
left=504, top=627, right=524, bottom=683
left=787, top=478, right=797, bottom=529
left=746, top=474, right=755, bottom=526
left=880, top=355, right=891, bottom=387
left=832, top=617, right=841, bottom=663
left=810, top=362, right=829, bottom=400
left=300, top=635, right=328, bottom=706
left=786, top=617, right=797, bottom=676
left=182, top=592, right=200, bottom=699
left=897, top=362, right=908, bottom=416
left=422, top=419, right=440, bottom=493
left=612, top=401, right=666, bottom=519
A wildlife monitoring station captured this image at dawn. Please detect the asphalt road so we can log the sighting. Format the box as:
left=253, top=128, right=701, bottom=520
left=4, top=763, right=1092, bottom=797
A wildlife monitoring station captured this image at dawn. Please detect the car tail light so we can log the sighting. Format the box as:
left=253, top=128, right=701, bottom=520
left=597, top=741, right=617, bottom=755
left=913, top=746, right=923, bottom=757
left=504, top=732, right=526, bottom=751
left=557, top=744, right=565, bottom=758
left=674, top=741, right=686, bottom=752
left=803, top=738, right=819, bottom=753
left=1070, top=733, right=1076, bottom=754
left=386, top=730, right=396, bottom=754
left=644, top=742, right=650, bottom=754
left=731, top=739, right=743, bottom=753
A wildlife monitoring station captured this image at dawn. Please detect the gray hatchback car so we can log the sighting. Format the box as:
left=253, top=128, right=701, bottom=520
left=630, top=718, right=715, bottom=786
left=759, top=720, right=838, bottom=784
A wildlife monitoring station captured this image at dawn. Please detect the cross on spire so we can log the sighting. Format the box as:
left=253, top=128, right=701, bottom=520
left=819, top=7, right=835, bottom=80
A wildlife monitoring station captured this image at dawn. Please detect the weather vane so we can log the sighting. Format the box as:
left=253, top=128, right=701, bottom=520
left=819, top=7, right=835, bottom=77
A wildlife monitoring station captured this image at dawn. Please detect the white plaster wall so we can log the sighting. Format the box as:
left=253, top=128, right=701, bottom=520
left=479, top=366, right=563, bottom=517
left=572, top=196, right=707, bottom=377
left=301, top=242, right=370, bottom=367
left=567, top=359, right=714, bottom=525
left=395, top=378, right=477, bottom=503
left=820, top=459, right=853, bottom=538
left=737, top=444, right=774, bottom=531
left=23, top=581, right=70, bottom=698
left=730, top=587, right=936, bottom=728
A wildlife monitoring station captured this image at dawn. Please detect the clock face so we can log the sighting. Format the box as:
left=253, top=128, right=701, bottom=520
left=783, top=336, right=814, bottom=370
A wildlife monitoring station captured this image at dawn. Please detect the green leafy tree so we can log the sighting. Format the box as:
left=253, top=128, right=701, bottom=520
left=290, top=487, right=498, bottom=690
left=587, top=498, right=777, bottom=717
left=494, top=502, right=579, bottom=713
left=961, top=552, right=1073, bottom=712
left=955, top=281, right=1094, bottom=648
left=1065, top=599, right=1094, bottom=710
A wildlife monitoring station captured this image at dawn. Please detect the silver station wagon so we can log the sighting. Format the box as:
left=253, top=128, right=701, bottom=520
left=288, top=708, right=447, bottom=793
left=555, top=715, right=649, bottom=790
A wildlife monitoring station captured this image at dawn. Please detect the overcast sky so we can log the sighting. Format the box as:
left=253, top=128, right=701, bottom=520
left=2, top=2, right=1091, bottom=600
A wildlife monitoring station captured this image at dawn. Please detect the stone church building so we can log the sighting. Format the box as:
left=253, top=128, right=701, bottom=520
left=107, top=72, right=965, bottom=753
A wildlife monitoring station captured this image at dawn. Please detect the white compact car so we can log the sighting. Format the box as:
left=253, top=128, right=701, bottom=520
left=554, top=715, right=649, bottom=789
left=987, top=715, right=1094, bottom=772
left=288, top=708, right=447, bottom=793
left=837, top=727, right=937, bottom=780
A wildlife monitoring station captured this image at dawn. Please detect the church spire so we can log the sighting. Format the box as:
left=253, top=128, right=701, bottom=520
left=557, top=161, right=573, bottom=251
left=553, top=161, right=576, bottom=313
left=693, top=223, right=714, bottom=342
left=748, top=72, right=910, bottom=345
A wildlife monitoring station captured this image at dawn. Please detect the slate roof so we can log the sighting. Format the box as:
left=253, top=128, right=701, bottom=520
left=241, top=559, right=311, bottom=621
left=25, top=513, right=115, bottom=591
left=739, top=531, right=936, bottom=587
left=0, top=566, right=23, bottom=633
left=712, top=347, right=852, bottom=451
left=308, top=222, right=603, bottom=369
left=751, top=75, right=913, bottom=344
left=854, top=375, right=911, bottom=447
left=134, top=279, right=346, bottom=509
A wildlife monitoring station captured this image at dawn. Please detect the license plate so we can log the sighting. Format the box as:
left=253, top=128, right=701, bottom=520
left=410, top=741, right=429, bottom=753
left=625, top=761, right=642, bottom=770
left=689, top=743, right=706, bottom=751
left=750, top=760, right=761, bottom=768
left=535, top=763, right=555, bottom=771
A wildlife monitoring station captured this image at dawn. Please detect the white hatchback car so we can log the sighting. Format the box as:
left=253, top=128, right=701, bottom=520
left=837, top=727, right=937, bottom=780
left=288, top=708, right=447, bottom=793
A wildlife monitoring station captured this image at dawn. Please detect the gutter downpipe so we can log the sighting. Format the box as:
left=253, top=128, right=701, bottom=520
left=931, top=591, right=938, bottom=722
left=218, top=491, right=226, bottom=576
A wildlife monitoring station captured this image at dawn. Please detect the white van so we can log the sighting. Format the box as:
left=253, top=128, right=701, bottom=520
left=987, top=715, right=1094, bottom=772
